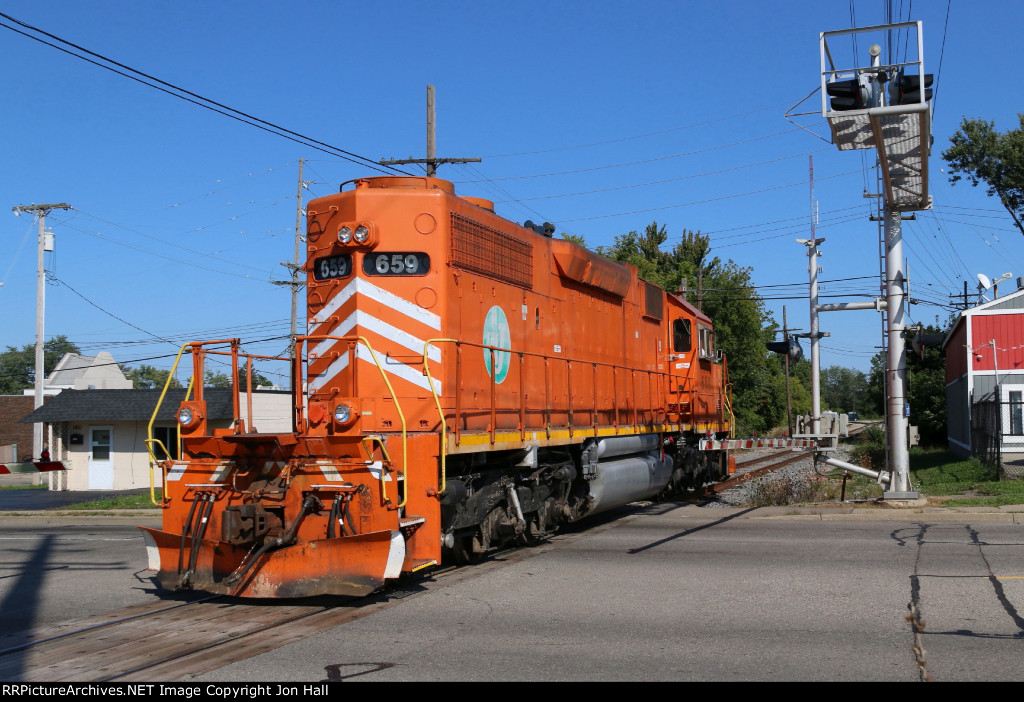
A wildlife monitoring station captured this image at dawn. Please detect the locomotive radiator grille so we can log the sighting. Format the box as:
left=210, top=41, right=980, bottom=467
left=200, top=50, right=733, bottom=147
left=451, top=212, right=533, bottom=289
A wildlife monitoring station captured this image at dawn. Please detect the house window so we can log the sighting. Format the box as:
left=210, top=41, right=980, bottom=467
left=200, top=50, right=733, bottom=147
left=999, top=385, right=1024, bottom=443
left=152, top=426, right=179, bottom=460
left=1010, top=391, right=1024, bottom=436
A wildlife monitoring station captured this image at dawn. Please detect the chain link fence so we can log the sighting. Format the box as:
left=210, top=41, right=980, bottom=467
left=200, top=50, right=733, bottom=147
left=971, top=396, right=1024, bottom=479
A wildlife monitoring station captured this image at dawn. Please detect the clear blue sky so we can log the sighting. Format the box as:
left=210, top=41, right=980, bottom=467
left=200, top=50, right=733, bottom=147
left=2, top=0, right=1021, bottom=388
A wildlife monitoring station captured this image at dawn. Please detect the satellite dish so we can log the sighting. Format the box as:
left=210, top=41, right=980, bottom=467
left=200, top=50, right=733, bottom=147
left=977, top=273, right=992, bottom=290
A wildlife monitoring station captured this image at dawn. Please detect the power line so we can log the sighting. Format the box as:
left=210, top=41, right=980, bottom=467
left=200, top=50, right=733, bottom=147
left=0, top=12, right=410, bottom=175
left=554, top=169, right=862, bottom=225
left=493, top=148, right=832, bottom=203
left=481, top=104, right=790, bottom=158
left=457, top=129, right=803, bottom=183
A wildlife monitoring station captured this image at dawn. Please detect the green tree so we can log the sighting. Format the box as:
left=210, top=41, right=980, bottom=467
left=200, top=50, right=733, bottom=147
left=0, top=335, right=81, bottom=395
left=560, top=232, right=588, bottom=247
left=204, top=367, right=274, bottom=388
left=599, top=223, right=780, bottom=434
left=121, top=364, right=183, bottom=390
left=821, top=365, right=868, bottom=413
left=942, top=114, right=1024, bottom=235
left=907, top=324, right=948, bottom=445
left=863, top=322, right=948, bottom=444
left=864, top=351, right=887, bottom=419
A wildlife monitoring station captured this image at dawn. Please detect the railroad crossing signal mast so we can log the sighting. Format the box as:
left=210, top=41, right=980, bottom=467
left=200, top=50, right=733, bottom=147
left=815, top=21, right=934, bottom=499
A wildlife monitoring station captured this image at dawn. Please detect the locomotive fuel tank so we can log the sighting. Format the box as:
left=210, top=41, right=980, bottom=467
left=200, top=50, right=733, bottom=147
left=577, top=435, right=673, bottom=518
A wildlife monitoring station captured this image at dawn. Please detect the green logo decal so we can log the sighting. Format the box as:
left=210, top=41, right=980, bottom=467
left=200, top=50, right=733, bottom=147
left=483, top=305, right=511, bottom=383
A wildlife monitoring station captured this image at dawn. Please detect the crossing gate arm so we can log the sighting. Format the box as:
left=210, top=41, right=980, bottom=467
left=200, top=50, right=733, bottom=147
left=0, top=461, right=66, bottom=474
left=698, top=438, right=817, bottom=451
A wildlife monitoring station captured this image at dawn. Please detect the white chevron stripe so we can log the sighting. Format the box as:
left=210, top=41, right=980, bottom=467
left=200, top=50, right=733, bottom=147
left=308, top=350, right=351, bottom=393
left=316, top=459, right=343, bottom=481
left=210, top=461, right=235, bottom=483
left=309, top=310, right=441, bottom=363
left=383, top=530, right=405, bottom=579
left=308, top=278, right=441, bottom=336
left=309, top=344, right=441, bottom=395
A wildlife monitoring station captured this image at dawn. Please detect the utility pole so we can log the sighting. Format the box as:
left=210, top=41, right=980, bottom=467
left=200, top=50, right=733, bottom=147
left=291, top=158, right=304, bottom=358
left=11, top=202, right=71, bottom=460
left=380, top=85, right=481, bottom=176
left=782, top=307, right=793, bottom=436
left=272, top=159, right=307, bottom=371
left=800, top=236, right=826, bottom=437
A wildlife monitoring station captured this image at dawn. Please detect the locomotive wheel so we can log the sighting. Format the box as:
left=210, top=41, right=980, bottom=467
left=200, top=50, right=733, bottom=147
left=517, top=513, right=545, bottom=547
left=449, top=532, right=478, bottom=566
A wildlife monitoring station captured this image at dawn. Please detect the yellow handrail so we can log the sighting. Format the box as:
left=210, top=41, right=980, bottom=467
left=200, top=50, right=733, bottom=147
left=301, top=334, right=408, bottom=509
left=146, top=343, right=194, bottom=507
left=424, top=338, right=459, bottom=497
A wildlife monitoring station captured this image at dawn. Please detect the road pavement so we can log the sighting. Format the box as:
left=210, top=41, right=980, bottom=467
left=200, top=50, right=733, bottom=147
left=2, top=492, right=1024, bottom=682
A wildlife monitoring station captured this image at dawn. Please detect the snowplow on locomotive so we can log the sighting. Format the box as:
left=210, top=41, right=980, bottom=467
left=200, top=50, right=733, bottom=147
left=141, top=175, right=733, bottom=598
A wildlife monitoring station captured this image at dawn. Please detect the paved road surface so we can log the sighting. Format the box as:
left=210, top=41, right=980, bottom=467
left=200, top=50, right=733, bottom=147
left=3, top=500, right=1023, bottom=682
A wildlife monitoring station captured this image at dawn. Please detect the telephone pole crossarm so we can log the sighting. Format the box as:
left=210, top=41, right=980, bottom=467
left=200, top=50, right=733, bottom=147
left=379, top=85, right=480, bottom=177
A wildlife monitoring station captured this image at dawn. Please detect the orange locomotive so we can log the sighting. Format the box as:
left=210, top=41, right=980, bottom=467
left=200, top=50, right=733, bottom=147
left=141, top=176, right=732, bottom=598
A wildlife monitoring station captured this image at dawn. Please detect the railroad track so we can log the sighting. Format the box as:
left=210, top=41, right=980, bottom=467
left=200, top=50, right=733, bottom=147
left=709, top=450, right=814, bottom=494
left=0, top=543, right=548, bottom=682
left=0, top=594, right=363, bottom=682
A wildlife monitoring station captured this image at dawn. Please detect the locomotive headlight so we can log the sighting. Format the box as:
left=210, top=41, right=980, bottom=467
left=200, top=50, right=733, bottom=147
left=354, top=225, right=369, bottom=243
left=178, top=407, right=194, bottom=426
left=338, top=226, right=352, bottom=243
left=334, top=403, right=353, bottom=424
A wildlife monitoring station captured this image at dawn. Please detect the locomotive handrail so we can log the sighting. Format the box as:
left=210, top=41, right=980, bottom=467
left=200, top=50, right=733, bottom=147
left=297, top=334, right=408, bottom=509
left=146, top=340, right=292, bottom=507
left=146, top=342, right=198, bottom=507
left=423, top=337, right=459, bottom=496
left=422, top=338, right=721, bottom=491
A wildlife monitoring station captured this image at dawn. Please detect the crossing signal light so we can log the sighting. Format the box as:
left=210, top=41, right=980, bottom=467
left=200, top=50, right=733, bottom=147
left=826, top=77, right=869, bottom=111
left=889, top=73, right=933, bottom=105
left=767, top=338, right=804, bottom=363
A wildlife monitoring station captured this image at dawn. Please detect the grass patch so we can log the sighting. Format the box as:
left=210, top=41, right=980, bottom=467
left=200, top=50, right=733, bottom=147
left=740, top=472, right=879, bottom=507
left=54, top=491, right=162, bottom=511
left=0, top=483, right=47, bottom=491
left=739, top=441, right=1024, bottom=508
left=907, top=447, right=1024, bottom=506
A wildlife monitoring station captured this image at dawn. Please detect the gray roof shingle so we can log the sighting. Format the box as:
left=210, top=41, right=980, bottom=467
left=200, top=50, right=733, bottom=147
left=20, top=388, right=245, bottom=423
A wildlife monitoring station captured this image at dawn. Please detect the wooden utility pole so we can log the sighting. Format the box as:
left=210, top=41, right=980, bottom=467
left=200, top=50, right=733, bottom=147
left=380, top=85, right=481, bottom=176
left=272, top=158, right=306, bottom=368
left=11, top=202, right=71, bottom=460
left=291, top=158, right=304, bottom=357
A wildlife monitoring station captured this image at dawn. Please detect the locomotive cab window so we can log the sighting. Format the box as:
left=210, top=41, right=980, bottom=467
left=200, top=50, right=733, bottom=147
left=672, top=318, right=691, bottom=353
left=363, top=252, right=430, bottom=276
left=698, top=325, right=716, bottom=361
left=312, top=254, right=353, bottom=281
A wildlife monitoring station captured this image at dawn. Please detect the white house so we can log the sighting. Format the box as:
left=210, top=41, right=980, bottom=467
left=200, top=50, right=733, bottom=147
left=22, top=388, right=293, bottom=490
left=24, top=351, right=133, bottom=397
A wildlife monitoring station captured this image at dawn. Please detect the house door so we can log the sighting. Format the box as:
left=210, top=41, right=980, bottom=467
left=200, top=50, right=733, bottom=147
left=88, top=426, right=114, bottom=490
